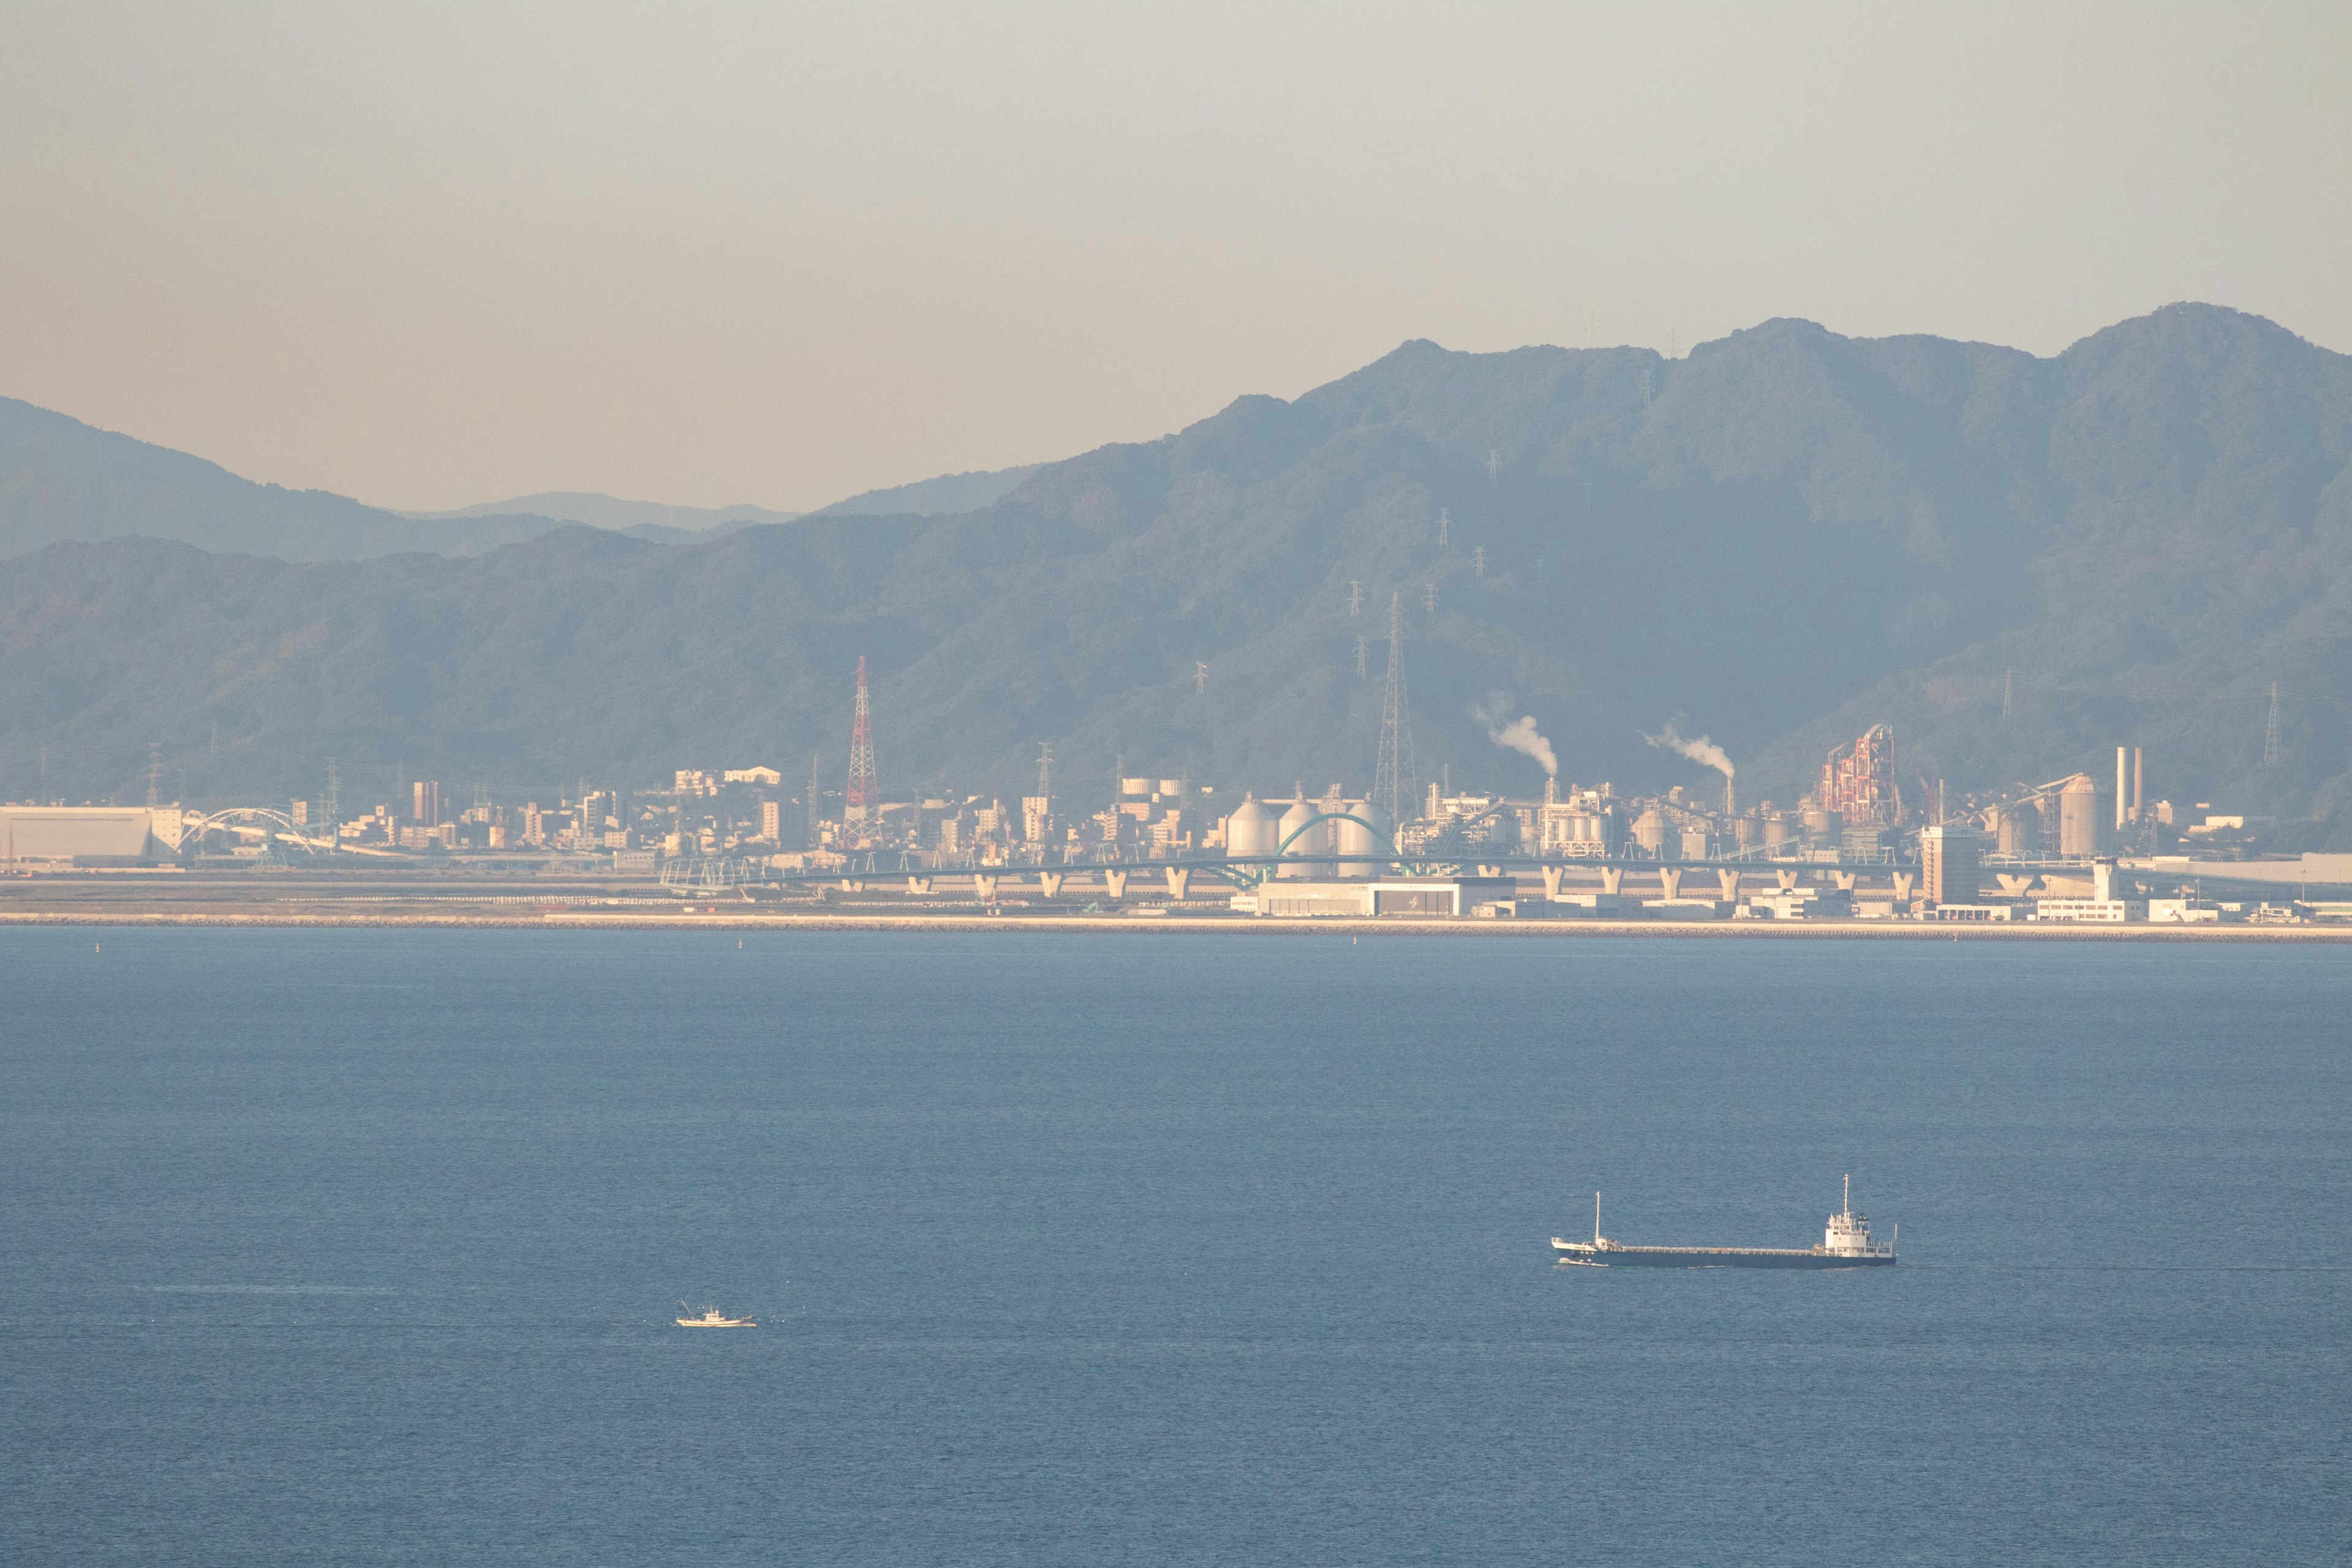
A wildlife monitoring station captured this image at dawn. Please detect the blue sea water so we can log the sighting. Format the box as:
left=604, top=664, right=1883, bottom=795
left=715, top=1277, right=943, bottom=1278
left=3, top=929, right=2348, bottom=1566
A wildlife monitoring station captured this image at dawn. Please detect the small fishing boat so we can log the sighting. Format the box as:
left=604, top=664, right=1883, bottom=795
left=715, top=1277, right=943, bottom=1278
left=676, top=1303, right=756, bottom=1327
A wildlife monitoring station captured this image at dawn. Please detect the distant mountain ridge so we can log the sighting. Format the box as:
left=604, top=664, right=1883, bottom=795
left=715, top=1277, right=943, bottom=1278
left=4, top=304, right=2346, bottom=843
left=0, top=398, right=575, bottom=561
left=399, top=491, right=801, bottom=541
left=805, top=463, right=1044, bottom=518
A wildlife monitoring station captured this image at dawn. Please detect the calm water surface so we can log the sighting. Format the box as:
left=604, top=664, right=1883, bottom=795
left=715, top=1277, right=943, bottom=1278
left=4, top=930, right=2348, bottom=1565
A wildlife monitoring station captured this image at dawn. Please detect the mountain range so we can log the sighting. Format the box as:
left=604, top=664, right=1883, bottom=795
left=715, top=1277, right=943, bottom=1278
left=3, top=303, right=2346, bottom=844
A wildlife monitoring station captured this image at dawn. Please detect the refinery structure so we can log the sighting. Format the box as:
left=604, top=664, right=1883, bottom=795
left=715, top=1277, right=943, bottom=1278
left=4, top=649, right=2343, bottom=924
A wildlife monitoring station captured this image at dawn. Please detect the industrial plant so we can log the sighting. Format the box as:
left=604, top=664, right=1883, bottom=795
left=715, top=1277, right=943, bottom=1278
left=4, top=648, right=2343, bottom=926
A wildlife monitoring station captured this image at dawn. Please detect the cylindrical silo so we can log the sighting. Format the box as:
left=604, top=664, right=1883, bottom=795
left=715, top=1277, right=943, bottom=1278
left=1224, top=796, right=1280, bottom=863
left=1802, top=807, right=1842, bottom=844
left=1632, top=807, right=1668, bottom=859
left=1275, top=799, right=1323, bottom=878
left=2058, top=774, right=2110, bottom=858
left=1330, top=800, right=1392, bottom=878
left=1763, top=812, right=1791, bottom=849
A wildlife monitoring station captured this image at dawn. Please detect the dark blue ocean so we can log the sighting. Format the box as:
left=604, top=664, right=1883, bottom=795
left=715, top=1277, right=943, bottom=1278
left=4, top=930, right=2347, bottom=1566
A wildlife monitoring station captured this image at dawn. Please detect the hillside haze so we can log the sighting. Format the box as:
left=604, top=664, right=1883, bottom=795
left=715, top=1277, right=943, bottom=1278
left=0, top=398, right=594, bottom=560
left=3, top=304, right=2346, bottom=842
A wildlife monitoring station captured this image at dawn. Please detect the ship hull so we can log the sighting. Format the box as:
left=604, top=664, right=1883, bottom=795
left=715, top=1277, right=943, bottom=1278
left=1553, top=1242, right=1894, bottom=1269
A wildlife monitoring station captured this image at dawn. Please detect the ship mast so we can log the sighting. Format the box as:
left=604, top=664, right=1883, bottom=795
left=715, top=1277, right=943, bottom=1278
left=1594, top=1191, right=1602, bottom=1243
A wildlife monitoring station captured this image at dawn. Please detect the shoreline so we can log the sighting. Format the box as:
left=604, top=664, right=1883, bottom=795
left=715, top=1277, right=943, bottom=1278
left=3, top=909, right=2346, bottom=941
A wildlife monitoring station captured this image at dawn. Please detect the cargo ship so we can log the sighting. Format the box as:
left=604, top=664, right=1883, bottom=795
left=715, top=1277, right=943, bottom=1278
left=1551, top=1177, right=1896, bottom=1268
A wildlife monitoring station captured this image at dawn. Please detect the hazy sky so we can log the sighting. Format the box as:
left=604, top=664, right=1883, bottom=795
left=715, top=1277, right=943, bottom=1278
left=2, top=2, right=2346, bottom=512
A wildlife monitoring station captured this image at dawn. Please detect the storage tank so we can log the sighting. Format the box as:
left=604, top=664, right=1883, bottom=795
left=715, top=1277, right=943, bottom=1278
left=1733, top=814, right=1760, bottom=850
left=1330, top=800, right=1392, bottom=878
left=1993, top=799, right=2041, bottom=857
left=1275, top=799, right=1324, bottom=878
left=1763, top=812, right=1792, bottom=849
left=1801, top=807, right=1843, bottom=843
left=1632, top=807, right=1669, bottom=859
left=2057, top=774, right=2111, bottom=858
left=1224, top=796, right=1280, bottom=862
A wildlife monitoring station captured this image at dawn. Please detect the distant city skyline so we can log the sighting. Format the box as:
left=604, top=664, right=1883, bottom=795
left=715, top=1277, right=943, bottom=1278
left=2, top=2, right=2346, bottom=511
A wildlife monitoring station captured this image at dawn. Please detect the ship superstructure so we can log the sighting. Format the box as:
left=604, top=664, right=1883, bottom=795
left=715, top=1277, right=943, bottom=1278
left=1551, top=1176, right=1896, bottom=1268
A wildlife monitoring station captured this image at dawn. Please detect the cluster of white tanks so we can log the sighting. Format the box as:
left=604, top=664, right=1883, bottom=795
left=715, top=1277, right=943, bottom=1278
left=1223, top=794, right=1395, bottom=878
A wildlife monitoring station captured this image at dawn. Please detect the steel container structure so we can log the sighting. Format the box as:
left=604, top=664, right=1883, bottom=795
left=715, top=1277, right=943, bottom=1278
left=1224, top=797, right=1280, bottom=861
left=1632, top=807, right=1670, bottom=859
left=1275, top=799, right=1324, bottom=879
left=1996, top=799, right=2041, bottom=857
left=1763, top=812, right=1792, bottom=848
left=1330, top=800, right=1392, bottom=878
left=2057, top=774, right=2111, bottom=858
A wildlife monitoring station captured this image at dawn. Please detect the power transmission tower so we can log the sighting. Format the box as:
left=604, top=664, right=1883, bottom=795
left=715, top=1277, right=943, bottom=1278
left=2264, top=681, right=2281, bottom=764
left=1036, top=741, right=1052, bottom=801
left=1487, top=450, right=1499, bottom=481
left=1472, top=545, right=1485, bottom=578
left=845, top=657, right=877, bottom=823
left=1373, top=593, right=1417, bottom=823
left=1354, top=633, right=1367, bottom=677
left=1642, top=366, right=1654, bottom=407
left=146, top=742, right=160, bottom=809
left=1195, top=662, right=1208, bottom=695
left=323, top=758, right=339, bottom=851
left=1436, top=508, right=1450, bottom=549
left=807, top=751, right=821, bottom=848
left=1348, top=580, right=1362, bottom=616
left=1423, top=582, right=1437, bottom=616
left=2001, top=670, right=2011, bottom=722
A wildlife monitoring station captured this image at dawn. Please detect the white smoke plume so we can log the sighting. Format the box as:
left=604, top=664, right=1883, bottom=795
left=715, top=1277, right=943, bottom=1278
left=1643, top=719, right=1735, bottom=778
left=1471, top=692, right=1558, bottom=777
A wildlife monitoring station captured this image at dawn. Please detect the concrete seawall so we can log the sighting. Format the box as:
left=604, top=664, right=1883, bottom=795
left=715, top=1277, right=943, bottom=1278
left=4, top=909, right=2348, bottom=942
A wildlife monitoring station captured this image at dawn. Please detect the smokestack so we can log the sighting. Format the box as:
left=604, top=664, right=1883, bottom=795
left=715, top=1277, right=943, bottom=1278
left=1725, top=775, right=1735, bottom=818
left=2116, top=747, right=2129, bottom=831
left=2133, top=748, right=2143, bottom=821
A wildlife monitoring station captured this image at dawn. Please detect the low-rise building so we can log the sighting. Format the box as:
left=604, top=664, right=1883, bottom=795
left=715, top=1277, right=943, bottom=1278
left=2032, top=897, right=2146, bottom=922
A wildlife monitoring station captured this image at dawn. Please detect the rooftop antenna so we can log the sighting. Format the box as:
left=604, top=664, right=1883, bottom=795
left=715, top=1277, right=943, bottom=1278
left=2264, top=681, right=2281, bottom=764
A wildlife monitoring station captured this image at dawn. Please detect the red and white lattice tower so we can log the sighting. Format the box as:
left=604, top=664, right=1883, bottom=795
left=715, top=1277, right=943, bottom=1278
left=845, top=657, right=878, bottom=823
